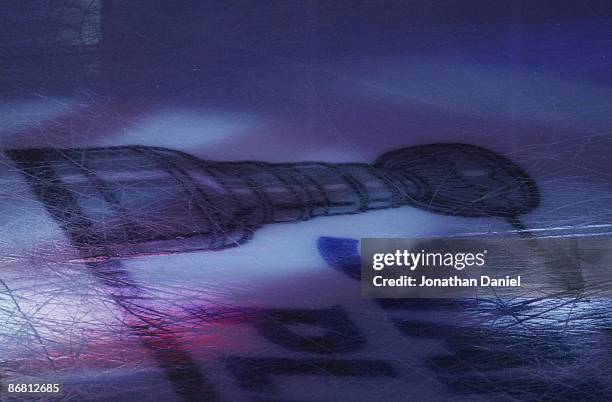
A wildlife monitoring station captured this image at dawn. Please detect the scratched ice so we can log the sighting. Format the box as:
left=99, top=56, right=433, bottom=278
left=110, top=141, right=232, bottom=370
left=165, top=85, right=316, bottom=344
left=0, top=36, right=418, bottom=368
left=1, top=1, right=612, bottom=402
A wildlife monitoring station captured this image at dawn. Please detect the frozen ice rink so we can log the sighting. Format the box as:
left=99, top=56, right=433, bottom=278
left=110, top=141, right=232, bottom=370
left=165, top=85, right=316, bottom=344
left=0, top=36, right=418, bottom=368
left=1, top=1, right=612, bottom=401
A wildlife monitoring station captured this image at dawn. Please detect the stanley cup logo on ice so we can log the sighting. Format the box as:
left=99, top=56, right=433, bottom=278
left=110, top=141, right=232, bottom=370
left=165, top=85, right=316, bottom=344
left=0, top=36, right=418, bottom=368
left=6, top=143, right=539, bottom=259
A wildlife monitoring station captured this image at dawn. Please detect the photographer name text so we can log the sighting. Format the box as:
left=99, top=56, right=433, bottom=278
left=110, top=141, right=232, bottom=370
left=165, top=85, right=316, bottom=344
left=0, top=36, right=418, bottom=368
left=372, top=275, right=521, bottom=287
